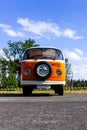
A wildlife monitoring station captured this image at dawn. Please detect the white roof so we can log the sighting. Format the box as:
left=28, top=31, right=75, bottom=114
left=25, top=46, right=61, bottom=51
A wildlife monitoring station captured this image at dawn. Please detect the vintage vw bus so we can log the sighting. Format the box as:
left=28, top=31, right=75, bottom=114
left=21, top=47, right=66, bottom=96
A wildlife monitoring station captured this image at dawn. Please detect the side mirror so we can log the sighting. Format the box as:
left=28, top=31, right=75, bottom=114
left=65, top=58, right=68, bottom=63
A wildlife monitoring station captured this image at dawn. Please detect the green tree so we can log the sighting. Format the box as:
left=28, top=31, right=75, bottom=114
left=0, top=38, right=39, bottom=88
left=73, top=79, right=87, bottom=89
left=7, top=39, right=39, bottom=59
left=3, top=39, right=39, bottom=74
left=0, top=57, right=8, bottom=88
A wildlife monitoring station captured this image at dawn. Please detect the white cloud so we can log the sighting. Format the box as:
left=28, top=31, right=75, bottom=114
left=17, top=18, right=83, bottom=39
left=72, top=63, right=87, bottom=80
left=17, top=18, right=62, bottom=37
left=4, top=29, right=24, bottom=37
left=74, top=48, right=83, bottom=55
left=63, top=48, right=87, bottom=80
left=63, top=49, right=81, bottom=60
left=0, top=24, right=11, bottom=29
left=0, top=18, right=83, bottom=39
left=0, top=23, right=24, bottom=37
left=63, top=29, right=83, bottom=39
left=64, top=48, right=87, bottom=61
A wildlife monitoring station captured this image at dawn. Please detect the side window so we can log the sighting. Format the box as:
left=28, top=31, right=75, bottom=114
left=56, top=50, right=64, bottom=60
left=23, top=50, right=30, bottom=60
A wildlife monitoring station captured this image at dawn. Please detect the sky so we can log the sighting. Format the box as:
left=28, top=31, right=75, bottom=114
left=0, top=0, right=87, bottom=80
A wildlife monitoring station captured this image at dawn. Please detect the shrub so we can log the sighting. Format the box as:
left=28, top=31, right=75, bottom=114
left=7, top=73, right=18, bottom=88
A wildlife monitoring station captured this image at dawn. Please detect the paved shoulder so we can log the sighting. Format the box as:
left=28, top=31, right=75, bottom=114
left=0, top=94, right=86, bottom=102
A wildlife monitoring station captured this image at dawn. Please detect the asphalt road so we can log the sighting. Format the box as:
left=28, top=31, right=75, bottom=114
left=0, top=94, right=87, bottom=130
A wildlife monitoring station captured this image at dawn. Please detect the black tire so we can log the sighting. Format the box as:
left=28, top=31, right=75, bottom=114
left=34, top=61, right=52, bottom=80
left=23, top=86, right=34, bottom=96
left=52, top=85, right=64, bottom=96
left=23, top=86, right=29, bottom=96
left=58, top=85, right=64, bottom=96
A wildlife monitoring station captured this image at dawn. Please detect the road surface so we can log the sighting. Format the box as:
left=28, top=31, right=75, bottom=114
left=0, top=94, right=87, bottom=130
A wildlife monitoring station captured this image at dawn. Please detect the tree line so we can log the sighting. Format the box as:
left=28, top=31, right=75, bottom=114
left=66, top=79, right=87, bottom=89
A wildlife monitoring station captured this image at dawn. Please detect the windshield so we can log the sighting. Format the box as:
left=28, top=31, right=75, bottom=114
left=23, top=48, right=64, bottom=60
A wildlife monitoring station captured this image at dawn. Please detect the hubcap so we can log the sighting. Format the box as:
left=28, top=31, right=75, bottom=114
left=37, top=64, right=49, bottom=77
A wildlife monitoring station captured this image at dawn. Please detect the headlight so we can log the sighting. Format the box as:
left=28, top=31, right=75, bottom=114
left=56, top=69, right=62, bottom=75
left=24, top=69, right=31, bottom=76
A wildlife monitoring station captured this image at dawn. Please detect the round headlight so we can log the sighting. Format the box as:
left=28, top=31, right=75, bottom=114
left=24, top=69, right=31, bottom=76
left=56, top=69, right=62, bottom=75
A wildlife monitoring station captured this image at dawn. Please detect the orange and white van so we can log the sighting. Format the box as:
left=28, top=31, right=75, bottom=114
left=21, top=47, right=66, bottom=95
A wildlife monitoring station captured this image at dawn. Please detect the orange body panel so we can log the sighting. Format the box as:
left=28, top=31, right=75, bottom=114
left=21, top=60, right=66, bottom=82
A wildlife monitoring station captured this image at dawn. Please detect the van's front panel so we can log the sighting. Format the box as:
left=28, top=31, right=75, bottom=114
left=21, top=60, right=66, bottom=86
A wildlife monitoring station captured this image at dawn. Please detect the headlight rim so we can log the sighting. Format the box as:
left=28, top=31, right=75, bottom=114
left=24, top=69, right=31, bottom=76
left=56, top=69, right=62, bottom=75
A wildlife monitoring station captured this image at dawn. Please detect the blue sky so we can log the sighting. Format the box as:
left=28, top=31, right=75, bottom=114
left=0, top=0, right=87, bottom=79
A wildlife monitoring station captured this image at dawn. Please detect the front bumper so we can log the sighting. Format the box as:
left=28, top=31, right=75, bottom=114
left=21, top=80, right=66, bottom=86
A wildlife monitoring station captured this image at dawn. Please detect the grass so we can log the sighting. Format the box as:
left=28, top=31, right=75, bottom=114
left=65, top=89, right=87, bottom=94
left=0, top=90, right=22, bottom=94
left=33, top=89, right=87, bottom=94
left=0, top=89, right=54, bottom=94
left=0, top=89, right=87, bottom=94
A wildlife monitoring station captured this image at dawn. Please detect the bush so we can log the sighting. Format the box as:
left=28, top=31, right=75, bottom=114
left=1, top=79, right=8, bottom=88
left=7, top=73, right=18, bottom=88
